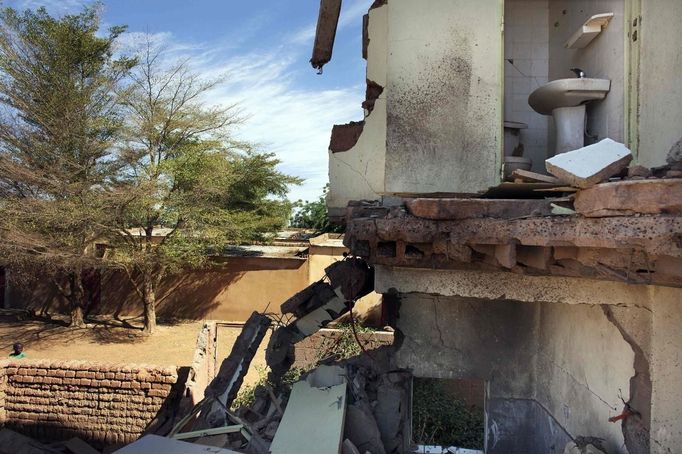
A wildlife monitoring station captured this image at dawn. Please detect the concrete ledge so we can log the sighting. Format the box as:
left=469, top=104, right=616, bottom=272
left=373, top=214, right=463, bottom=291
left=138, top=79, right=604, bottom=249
left=374, top=265, right=682, bottom=307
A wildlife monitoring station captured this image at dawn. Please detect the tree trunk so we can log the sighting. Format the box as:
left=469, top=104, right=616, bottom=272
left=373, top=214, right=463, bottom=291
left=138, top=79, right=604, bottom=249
left=68, top=272, right=86, bottom=328
left=142, top=270, right=157, bottom=334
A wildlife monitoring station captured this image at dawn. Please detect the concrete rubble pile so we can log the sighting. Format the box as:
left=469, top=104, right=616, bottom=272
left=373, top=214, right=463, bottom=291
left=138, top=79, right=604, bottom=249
left=117, top=257, right=417, bottom=453
left=0, top=427, right=101, bottom=454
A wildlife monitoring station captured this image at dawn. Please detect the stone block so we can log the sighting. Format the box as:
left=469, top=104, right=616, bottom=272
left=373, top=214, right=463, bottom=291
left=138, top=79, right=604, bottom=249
left=574, top=179, right=682, bottom=217
left=406, top=198, right=554, bottom=220
left=546, top=138, right=632, bottom=188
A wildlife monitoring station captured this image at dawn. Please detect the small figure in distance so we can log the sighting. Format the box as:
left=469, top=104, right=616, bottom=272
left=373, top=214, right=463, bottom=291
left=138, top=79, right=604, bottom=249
left=9, top=342, right=26, bottom=359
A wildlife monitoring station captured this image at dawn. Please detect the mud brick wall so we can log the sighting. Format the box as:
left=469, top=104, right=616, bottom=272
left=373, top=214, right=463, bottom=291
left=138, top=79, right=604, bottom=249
left=0, top=359, right=178, bottom=447
left=293, top=328, right=394, bottom=369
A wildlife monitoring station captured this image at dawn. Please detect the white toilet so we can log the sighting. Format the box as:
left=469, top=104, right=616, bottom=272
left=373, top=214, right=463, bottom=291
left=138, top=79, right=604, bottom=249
left=503, top=121, right=531, bottom=180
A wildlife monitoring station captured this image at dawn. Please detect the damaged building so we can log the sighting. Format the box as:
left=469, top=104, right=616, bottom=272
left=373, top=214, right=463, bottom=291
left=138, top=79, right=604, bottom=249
left=318, top=0, right=682, bottom=453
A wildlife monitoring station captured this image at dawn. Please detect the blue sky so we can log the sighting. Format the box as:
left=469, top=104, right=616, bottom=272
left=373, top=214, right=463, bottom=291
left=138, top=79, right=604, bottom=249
left=8, top=0, right=372, bottom=202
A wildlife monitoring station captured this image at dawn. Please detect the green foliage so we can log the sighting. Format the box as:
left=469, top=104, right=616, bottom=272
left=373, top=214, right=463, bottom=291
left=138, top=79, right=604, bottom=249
left=231, top=366, right=302, bottom=411
left=312, top=323, right=377, bottom=364
left=0, top=4, right=301, bottom=332
left=290, top=184, right=343, bottom=233
left=412, top=378, right=485, bottom=449
left=102, top=41, right=301, bottom=332
left=0, top=3, right=134, bottom=326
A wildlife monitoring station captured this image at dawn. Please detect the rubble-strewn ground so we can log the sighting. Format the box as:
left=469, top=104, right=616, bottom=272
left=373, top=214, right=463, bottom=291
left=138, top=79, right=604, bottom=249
left=0, top=316, right=269, bottom=386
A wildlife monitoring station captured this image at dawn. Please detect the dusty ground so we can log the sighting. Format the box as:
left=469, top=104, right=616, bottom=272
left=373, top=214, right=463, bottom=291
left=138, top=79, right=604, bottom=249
left=0, top=316, right=269, bottom=385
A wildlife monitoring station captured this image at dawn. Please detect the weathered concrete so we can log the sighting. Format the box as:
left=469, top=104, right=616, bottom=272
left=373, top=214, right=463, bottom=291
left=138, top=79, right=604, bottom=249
left=574, top=179, right=682, bottom=217
left=327, top=0, right=505, bottom=213
left=384, top=0, right=503, bottom=195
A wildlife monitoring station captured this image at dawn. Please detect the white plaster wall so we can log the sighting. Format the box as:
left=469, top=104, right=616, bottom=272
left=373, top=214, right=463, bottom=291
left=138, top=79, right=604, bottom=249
left=383, top=0, right=503, bottom=194
left=548, top=0, right=626, bottom=150
left=505, top=0, right=550, bottom=172
left=650, top=290, right=682, bottom=451
left=535, top=303, right=634, bottom=453
left=327, top=4, right=387, bottom=212
left=637, top=0, right=682, bottom=168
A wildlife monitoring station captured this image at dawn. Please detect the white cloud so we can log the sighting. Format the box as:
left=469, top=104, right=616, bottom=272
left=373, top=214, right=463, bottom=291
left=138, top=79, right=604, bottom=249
left=5, top=0, right=371, bottom=202
left=8, top=0, right=91, bottom=16
left=115, top=9, right=368, bottom=202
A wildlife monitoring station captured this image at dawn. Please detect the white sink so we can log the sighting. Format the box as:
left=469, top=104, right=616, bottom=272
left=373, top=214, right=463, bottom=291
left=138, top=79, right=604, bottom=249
left=528, top=78, right=611, bottom=116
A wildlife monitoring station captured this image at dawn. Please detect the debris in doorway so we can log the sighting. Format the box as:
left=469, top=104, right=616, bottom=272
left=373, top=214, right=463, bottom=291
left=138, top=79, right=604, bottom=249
left=563, top=436, right=607, bottom=454
left=413, top=446, right=483, bottom=454
left=545, top=138, right=632, bottom=188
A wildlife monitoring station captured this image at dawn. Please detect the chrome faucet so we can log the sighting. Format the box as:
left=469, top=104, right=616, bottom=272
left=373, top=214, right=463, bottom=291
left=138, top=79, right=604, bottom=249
left=570, top=68, right=586, bottom=78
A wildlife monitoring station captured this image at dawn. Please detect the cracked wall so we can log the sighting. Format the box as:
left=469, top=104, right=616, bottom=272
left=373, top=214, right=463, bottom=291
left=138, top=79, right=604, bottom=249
left=377, top=267, right=682, bottom=451
left=393, top=290, right=656, bottom=453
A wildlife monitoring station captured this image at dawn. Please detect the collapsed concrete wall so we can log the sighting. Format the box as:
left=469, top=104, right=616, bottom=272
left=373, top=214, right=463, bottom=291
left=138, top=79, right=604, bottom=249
left=0, top=359, right=178, bottom=447
left=394, top=291, right=657, bottom=454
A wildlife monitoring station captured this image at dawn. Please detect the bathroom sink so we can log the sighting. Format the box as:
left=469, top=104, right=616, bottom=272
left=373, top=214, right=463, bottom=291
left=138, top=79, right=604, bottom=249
left=528, top=78, right=611, bottom=115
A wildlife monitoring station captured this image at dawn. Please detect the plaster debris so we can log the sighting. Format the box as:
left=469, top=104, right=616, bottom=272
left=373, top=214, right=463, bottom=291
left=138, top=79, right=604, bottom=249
left=545, top=138, right=633, bottom=188
left=344, top=404, right=386, bottom=454
left=113, top=435, right=240, bottom=453
left=269, top=381, right=347, bottom=454
left=666, top=137, right=682, bottom=169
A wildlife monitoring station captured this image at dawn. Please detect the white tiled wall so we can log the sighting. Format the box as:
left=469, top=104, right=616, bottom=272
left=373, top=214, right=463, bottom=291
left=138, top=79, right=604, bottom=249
left=505, top=0, right=550, bottom=172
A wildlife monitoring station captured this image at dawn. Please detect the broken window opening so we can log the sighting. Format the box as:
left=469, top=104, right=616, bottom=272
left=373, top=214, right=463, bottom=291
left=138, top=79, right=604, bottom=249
left=411, top=377, right=485, bottom=451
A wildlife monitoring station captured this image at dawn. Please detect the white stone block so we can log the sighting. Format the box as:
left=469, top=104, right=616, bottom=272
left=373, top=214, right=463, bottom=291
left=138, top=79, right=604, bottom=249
left=545, top=138, right=633, bottom=188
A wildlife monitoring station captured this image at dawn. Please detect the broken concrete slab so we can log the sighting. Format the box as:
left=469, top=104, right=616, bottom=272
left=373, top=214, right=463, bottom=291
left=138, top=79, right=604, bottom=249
left=545, top=138, right=633, bottom=188
left=310, top=0, right=342, bottom=71
left=113, top=435, right=239, bottom=453
left=306, top=364, right=346, bottom=387
left=405, top=198, right=554, bottom=220
left=344, top=403, right=386, bottom=454
left=270, top=381, right=347, bottom=454
left=574, top=179, right=682, bottom=217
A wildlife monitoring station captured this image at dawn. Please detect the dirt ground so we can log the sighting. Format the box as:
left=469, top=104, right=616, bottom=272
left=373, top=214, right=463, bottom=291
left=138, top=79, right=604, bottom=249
left=0, top=315, right=269, bottom=385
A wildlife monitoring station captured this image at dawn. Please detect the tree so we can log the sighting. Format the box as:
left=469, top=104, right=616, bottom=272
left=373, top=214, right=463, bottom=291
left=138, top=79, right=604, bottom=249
left=290, top=184, right=343, bottom=233
left=0, top=4, right=134, bottom=326
left=105, top=44, right=300, bottom=334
